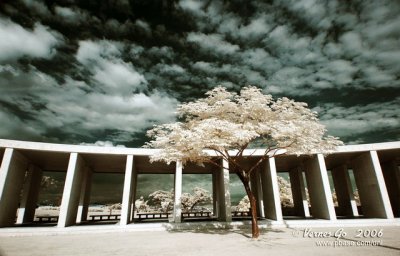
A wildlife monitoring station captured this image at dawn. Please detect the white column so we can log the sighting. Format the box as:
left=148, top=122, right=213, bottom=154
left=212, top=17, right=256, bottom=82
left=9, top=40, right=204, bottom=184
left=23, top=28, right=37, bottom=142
left=250, top=170, right=265, bottom=218
left=212, top=172, right=218, bottom=217
left=305, top=154, right=336, bottom=220
left=352, top=151, right=394, bottom=219
left=130, top=168, right=138, bottom=221
left=121, top=155, right=137, bottom=225
left=58, top=153, right=85, bottom=227
left=260, top=157, right=283, bottom=221
left=332, top=164, right=358, bottom=217
left=217, top=159, right=232, bottom=222
left=289, top=168, right=310, bottom=217
left=382, top=160, right=400, bottom=217
left=76, top=167, right=92, bottom=223
left=0, top=148, right=29, bottom=227
left=173, top=161, right=183, bottom=223
left=17, top=164, right=43, bottom=224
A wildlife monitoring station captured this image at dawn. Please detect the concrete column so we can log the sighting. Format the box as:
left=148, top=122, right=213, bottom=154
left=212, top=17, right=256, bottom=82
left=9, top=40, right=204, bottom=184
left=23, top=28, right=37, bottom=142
left=212, top=171, right=218, bottom=217
left=130, top=169, right=138, bottom=221
left=331, top=165, right=358, bottom=217
left=352, top=151, right=394, bottom=219
left=305, top=154, right=336, bottom=220
left=0, top=148, right=29, bottom=227
left=173, top=160, right=183, bottom=223
left=76, top=167, right=92, bottom=223
left=250, top=169, right=265, bottom=218
left=260, top=157, right=283, bottom=221
left=382, top=160, right=400, bottom=217
left=58, top=153, right=86, bottom=227
left=17, top=164, right=43, bottom=224
left=121, top=155, right=137, bottom=225
left=289, top=168, right=310, bottom=217
left=217, top=159, right=232, bottom=222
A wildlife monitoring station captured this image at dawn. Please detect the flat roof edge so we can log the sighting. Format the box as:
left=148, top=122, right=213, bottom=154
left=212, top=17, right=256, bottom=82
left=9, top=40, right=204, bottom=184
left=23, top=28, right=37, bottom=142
left=0, top=139, right=158, bottom=155
left=0, top=139, right=399, bottom=156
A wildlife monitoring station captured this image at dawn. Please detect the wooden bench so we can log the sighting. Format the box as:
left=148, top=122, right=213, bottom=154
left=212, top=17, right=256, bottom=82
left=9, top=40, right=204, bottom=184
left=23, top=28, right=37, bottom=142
left=35, top=216, right=59, bottom=223
left=137, top=212, right=170, bottom=221
left=232, top=211, right=251, bottom=217
left=137, top=211, right=212, bottom=221
left=181, top=211, right=212, bottom=218
left=89, top=214, right=121, bottom=221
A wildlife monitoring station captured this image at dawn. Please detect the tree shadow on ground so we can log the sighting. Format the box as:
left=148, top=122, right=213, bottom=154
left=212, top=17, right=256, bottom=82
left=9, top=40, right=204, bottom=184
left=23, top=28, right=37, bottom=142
left=165, top=224, right=284, bottom=239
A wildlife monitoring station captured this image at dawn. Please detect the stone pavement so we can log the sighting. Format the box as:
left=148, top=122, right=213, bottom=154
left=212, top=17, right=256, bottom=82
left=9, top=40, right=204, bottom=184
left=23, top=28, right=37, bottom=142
left=0, top=226, right=399, bottom=256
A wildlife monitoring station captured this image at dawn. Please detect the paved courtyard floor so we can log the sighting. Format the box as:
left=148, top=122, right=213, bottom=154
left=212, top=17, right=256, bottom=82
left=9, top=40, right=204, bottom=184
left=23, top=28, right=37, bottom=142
left=0, top=226, right=399, bottom=256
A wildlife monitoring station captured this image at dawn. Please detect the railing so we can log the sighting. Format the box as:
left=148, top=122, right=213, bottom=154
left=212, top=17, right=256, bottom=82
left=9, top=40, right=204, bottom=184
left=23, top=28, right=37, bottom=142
left=136, top=211, right=212, bottom=220
left=137, top=212, right=170, bottom=220
left=232, top=210, right=251, bottom=217
left=35, top=216, right=59, bottom=223
left=89, top=214, right=121, bottom=221
left=181, top=211, right=212, bottom=218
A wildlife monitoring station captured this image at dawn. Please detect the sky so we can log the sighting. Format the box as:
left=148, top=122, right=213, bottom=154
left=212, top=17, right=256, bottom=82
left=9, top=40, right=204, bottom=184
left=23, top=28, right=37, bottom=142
left=0, top=0, right=399, bottom=147
left=0, top=1, right=399, bottom=205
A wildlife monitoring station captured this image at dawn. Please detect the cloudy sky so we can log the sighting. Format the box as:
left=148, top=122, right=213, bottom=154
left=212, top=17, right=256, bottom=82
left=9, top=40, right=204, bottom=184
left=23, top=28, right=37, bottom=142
left=0, top=0, right=399, bottom=148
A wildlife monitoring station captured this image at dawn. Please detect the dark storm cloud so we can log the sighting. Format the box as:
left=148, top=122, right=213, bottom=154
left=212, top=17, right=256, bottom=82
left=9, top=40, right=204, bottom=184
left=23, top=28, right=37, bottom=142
left=0, top=0, right=399, bottom=146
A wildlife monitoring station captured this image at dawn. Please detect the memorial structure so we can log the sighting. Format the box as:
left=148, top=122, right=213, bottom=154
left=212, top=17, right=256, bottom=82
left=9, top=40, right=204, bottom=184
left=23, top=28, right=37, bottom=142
left=0, top=139, right=398, bottom=229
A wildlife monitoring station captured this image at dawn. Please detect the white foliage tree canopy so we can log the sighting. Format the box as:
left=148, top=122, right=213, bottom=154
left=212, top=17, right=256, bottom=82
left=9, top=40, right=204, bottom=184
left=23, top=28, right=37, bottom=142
left=145, top=86, right=343, bottom=238
left=181, top=187, right=212, bottom=213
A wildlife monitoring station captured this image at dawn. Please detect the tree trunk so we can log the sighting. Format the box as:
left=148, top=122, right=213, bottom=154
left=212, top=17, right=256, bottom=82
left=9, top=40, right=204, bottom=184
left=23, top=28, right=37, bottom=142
left=243, top=179, right=260, bottom=238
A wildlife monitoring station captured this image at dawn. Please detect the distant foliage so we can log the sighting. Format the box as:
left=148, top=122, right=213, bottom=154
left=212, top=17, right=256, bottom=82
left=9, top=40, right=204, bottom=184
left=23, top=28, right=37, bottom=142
left=148, top=189, right=174, bottom=213
left=332, top=189, right=361, bottom=206
left=40, top=175, right=61, bottom=190
left=140, top=187, right=212, bottom=213
left=135, top=196, right=151, bottom=213
left=107, top=203, right=122, bottom=214
left=235, top=196, right=250, bottom=212
left=277, top=176, right=294, bottom=207
left=181, top=187, right=212, bottom=212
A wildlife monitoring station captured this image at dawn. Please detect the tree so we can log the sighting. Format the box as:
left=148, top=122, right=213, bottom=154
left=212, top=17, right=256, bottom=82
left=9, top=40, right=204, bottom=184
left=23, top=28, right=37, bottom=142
left=145, top=86, right=343, bottom=238
left=107, top=203, right=122, bottom=215
left=148, top=189, right=174, bottom=213
left=148, top=188, right=212, bottom=213
left=277, top=176, right=294, bottom=207
left=235, top=196, right=250, bottom=212
left=181, top=187, right=212, bottom=212
left=135, top=196, right=151, bottom=213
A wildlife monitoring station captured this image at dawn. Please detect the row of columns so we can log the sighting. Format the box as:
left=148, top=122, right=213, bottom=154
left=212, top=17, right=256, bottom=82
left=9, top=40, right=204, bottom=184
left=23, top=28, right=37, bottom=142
left=243, top=152, right=396, bottom=221
left=0, top=148, right=398, bottom=228
left=285, top=151, right=395, bottom=220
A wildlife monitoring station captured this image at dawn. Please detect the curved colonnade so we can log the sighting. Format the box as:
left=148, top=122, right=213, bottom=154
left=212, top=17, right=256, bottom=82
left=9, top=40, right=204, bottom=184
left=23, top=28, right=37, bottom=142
left=0, top=139, right=399, bottom=229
